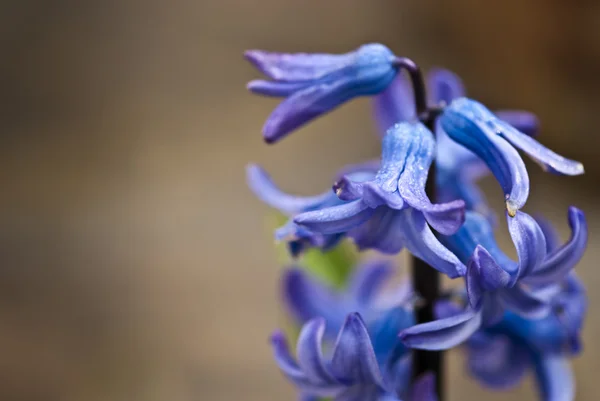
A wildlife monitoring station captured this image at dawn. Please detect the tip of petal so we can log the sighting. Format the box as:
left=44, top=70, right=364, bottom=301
left=269, top=330, right=287, bottom=345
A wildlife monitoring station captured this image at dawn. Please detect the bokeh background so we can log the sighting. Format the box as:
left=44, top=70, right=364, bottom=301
left=0, top=1, right=599, bottom=400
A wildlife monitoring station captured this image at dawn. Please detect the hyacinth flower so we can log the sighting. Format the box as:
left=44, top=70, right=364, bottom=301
left=271, top=313, right=438, bottom=401
left=294, top=121, right=466, bottom=278
left=246, top=43, right=425, bottom=143
left=434, top=273, right=585, bottom=401
left=440, top=97, right=584, bottom=217
left=400, top=207, right=587, bottom=350
left=246, top=161, right=379, bottom=257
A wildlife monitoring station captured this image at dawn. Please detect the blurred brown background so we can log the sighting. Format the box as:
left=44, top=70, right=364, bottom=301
left=0, top=1, right=598, bottom=400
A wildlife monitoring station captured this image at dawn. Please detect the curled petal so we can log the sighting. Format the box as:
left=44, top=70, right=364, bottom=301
left=466, top=245, right=511, bottom=308
left=295, top=200, right=375, bottom=235
left=373, top=73, right=416, bottom=135
left=507, top=210, right=547, bottom=280
left=297, top=318, right=337, bottom=383
left=534, top=214, right=561, bottom=253
left=410, top=373, right=438, bottom=401
left=526, top=207, right=587, bottom=286
left=244, top=49, right=353, bottom=81
left=395, top=209, right=466, bottom=278
left=427, top=68, right=465, bottom=106
left=532, top=355, right=575, bottom=401
left=497, top=118, right=584, bottom=176
left=441, top=98, right=530, bottom=214
left=400, top=307, right=482, bottom=350
left=246, top=164, right=335, bottom=214
left=270, top=331, right=342, bottom=396
left=495, top=110, right=539, bottom=137
left=331, top=313, right=384, bottom=387
left=466, top=336, right=529, bottom=390
left=396, top=123, right=466, bottom=234
left=281, top=268, right=345, bottom=336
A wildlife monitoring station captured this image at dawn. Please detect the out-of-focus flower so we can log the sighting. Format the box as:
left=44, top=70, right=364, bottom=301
left=246, top=161, right=378, bottom=257
left=294, top=122, right=466, bottom=278
left=400, top=208, right=587, bottom=350
left=440, top=97, right=584, bottom=216
left=435, top=273, right=585, bottom=401
left=246, top=44, right=400, bottom=143
left=271, top=313, right=438, bottom=401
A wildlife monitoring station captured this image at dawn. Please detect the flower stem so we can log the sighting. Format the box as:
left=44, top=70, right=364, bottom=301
left=399, top=62, right=444, bottom=399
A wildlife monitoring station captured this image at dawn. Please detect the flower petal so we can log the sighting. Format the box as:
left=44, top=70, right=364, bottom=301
left=270, top=330, right=343, bottom=396
left=532, top=355, right=575, bottom=401
left=410, top=373, right=438, bottom=401
left=497, top=118, right=584, bottom=176
left=396, top=123, right=466, bottom=235
left=295, top=200, right=375, bottom=235
left=507, top=210, right=547, bottom=280
left=441, top=98, right=530, bottom=215
left=247, top=79, right=310, bottom=96
left=373, top=74, right=416, bottom=135
left=494, top=110, right=539, bottom=137
left=348, top=260, right=395, bottom=305
left=534, top=214, right=561, bottom=253
left=297, top=318, right=337, bottom=383
left=427, top=68, right=465, bottom=106
left=244, top=49, right=353, bottom=81
left=281, top=268, right=346, bottom=336
left=526, top=207, right=587, bottom=286
left=466, top=335, right=529, bottom=390
left=331, top=313, right=384, bottom=387
left=246, top=164, right=336, bottom=214
left=400, top=307, right=482, bottom=350
left=262, top=80, right=356, bottom=143
left=368, top=307, right=414, bottom=368
left=466, top=245, right=511, bottom=308
left=348, top=207, right=405, bottom=254
left=395, top=209, right=466, bottom=278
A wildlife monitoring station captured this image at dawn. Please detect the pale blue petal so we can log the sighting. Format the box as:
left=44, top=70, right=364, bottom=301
left=297, top=318, right=338, bottom=383
left=246, top=164, right=336, bottom=215
left=295, top=200, right=375, bottom=235
left=400, top=307, right=482, bottom=350
left=507, top=210, right=547, bottom=280
left=532, top=355, right=575, bottom=401
left=331, top=313, right=385, bottom=387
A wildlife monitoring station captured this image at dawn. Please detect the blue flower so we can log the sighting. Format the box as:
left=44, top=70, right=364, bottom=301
left=400, top=208, right=587, bottom=350
left=435, top=274, right=585, bottom=401
left=246, top=43, right=400, bottom=143
left=294, top=122, right=466, bottom=278
left=271, top=313, right=438, bottom=401
left=281, top=261, right=414, bottom=361
left=440, top=97, right=584, bottom=216
left=246, top=161, right=378, bottom=256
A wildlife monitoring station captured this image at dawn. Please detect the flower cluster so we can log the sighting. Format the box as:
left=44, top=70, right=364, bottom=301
left=245, top=43, right=587, bottom=401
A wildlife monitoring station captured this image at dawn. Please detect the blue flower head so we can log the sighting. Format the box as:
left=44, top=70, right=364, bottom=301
left=246, top=44, right=400, bottom=143
left=440, top=97, right=584, bottom=216
left=294, top=121, right=466, bottom=278
left=271, top=314, right=438, bottom=401
left=246, top=162, right=378, bottom=257
left=400, top=208, right=587, bottom=350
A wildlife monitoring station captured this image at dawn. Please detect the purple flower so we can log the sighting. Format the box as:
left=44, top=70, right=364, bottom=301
left=435, top=274, right=585, bottom=400
left=440, top=97, right=584, bottom=216
left=246, top=162, right=378, bottom=257
left=294, top=122, right=466, bottom=278
left=246, top=44, right=400, bottom=143
left=400, top=208, right=587, bottom=350
left=271, top=313, right=438, bottom=401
